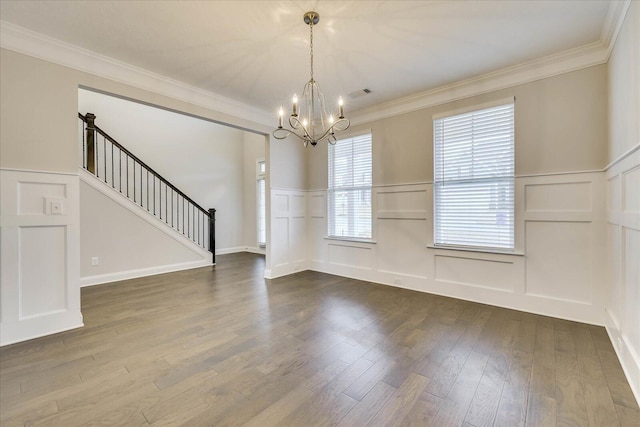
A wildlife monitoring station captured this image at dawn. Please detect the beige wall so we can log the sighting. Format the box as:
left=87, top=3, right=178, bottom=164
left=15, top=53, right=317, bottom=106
left=0, top=48, right=305, bottom=190
left=80, top=180, right=204, bottom=278
left=1, top=49, right=79, bottom=172
left=307, top=64, right=608, bottom=189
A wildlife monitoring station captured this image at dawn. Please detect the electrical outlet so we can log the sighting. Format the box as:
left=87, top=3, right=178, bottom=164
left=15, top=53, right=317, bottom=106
left=91, top=257, right=99, bottom=266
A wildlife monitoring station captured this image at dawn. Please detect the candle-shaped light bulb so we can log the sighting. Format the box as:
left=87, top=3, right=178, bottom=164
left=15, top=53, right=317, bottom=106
left=292, top=95, right=298, bottom=117
left=278, top=107, right=284, bottom=128
left=302, top=118, right=308, bottom=127
left=328, top=115, right=334, bottom=124
left=338, top=97, right=344, bottom=119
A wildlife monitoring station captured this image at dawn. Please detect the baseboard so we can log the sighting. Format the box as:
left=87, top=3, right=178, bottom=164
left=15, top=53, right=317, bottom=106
left=244, top=246, right=266, bottom=255
left=0, top=312, right=84, bottom=347
left=79, top=170, right=211, bottom=259
left=215, top=246, right=265, bottom=255
left=216, top=246, right=247, bottom=255
left=80, top=259, right=212, bottom=287
left=306, top=259, right=603, bottom=326
left=605, top=309, right=640, bottom=406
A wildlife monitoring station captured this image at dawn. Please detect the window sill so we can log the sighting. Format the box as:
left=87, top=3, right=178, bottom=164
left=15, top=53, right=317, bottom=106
left=427, top=245, right=524, bottom=256
left=324, top=236, right=377, bottom=245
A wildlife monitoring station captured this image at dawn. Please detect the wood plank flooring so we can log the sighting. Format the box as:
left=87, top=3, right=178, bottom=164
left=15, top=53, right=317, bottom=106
left=1, top=252, right=638, bottom=426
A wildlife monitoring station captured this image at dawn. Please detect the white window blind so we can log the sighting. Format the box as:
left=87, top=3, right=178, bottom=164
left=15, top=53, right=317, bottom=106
left=434, top=102, right=514, bottom=250
left=328, top=133, right=372, bottom=239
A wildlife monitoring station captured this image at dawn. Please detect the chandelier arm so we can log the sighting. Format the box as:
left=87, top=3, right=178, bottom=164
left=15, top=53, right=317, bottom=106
left=313, top=118, right=351, bottom=144
left=272, top=127, right=310, bottom=143
left=289, top=115, right=311, bottom=138
left=330, top=118, right=351, bottom=132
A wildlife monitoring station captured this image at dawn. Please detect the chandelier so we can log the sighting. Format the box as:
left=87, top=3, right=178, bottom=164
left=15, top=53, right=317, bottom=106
left=273, top=11, right=350, bottom=147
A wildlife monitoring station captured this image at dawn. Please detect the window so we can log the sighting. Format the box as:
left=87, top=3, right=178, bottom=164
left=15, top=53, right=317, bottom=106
left=328, top=133, right=372, bottom=239
left=434, top=100, right=514, bottom=250
left=257, top=161, right=266, bottom=246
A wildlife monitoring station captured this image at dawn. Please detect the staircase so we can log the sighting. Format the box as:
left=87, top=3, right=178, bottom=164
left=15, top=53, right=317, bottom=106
left=78, top=112, right=216, bottom=261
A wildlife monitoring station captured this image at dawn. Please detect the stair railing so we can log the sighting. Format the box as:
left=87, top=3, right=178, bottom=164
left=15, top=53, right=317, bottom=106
left=79, top=112, right=215, bottom=262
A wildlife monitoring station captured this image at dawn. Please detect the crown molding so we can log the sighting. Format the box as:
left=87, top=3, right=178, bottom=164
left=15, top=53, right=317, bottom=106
left=349, top=1, right=631, bottom=126
left=0, top=21, right=273, bottom=128
left=601, top=0, right=632, bottom=60
left=349, top=40, right=608, bottom=126
left=1, top=9, right=626, bottom=130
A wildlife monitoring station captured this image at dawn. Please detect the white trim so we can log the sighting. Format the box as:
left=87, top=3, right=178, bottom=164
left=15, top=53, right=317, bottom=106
left=605, top=309, right=640, bottom=406
left=601, top=0, right=632, bottom=61
left=432, top=96, right=515, bottom=120
left=0, top=314, right=84, bottom=347
left=0, top=167, right=78, bottom=176
left=516, top=169, right=605, bottom=178
left=306, top=169, right=607, bottom=192
left=427, top=245, right=525, bottom=257
left=215, top=246, right=265, bottom=255
left=604, top=143, right=640, bottom=171
left=244, top=246, right=266, bottom=255
left=324, top=236, right=377, bottom=245
left=270, top=186, right=308, bottom=192
left=0, top=21, right=273, bottom=128
left=350, top=42, right=607, bottom=126
left=80, top=259, right=212, bottom=287
left=215, top=246, right=245, bottom=255
left=79, top=169, right=211, bottom=259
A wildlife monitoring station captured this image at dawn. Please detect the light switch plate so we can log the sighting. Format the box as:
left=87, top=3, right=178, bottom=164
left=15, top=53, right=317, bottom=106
left=51, top=200, right=64, bottom=215
left=45, top=197, right=65, bottom=215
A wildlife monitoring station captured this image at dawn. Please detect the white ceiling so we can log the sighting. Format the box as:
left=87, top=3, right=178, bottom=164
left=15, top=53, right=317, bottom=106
left=0, top=1, right=614, bottom=117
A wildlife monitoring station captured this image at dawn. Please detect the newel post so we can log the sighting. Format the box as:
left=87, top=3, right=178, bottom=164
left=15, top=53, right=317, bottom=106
left=208, top=208, right=216, bottom=264
left=85, top=113, right=96, bottom=174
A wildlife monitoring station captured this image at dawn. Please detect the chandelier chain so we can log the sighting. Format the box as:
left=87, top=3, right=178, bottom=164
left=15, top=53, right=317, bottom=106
left=309, top=20, right=314, bottom=83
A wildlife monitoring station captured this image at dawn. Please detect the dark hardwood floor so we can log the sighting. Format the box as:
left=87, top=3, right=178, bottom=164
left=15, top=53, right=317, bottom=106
left=1, top=252, right=638, bottom=426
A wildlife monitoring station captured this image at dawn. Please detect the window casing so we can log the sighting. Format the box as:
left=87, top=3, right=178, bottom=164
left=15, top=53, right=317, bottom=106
left=328, top=133, right=372, bottom=239
left=257, top=161, right=266, bottom=246
left=434, top=101, right=514, bottom=250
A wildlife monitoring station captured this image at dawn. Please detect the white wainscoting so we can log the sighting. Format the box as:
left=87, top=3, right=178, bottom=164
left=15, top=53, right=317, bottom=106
left=0, top=169, right=83, bottom=346
left=265, top=188, right=306, bottom=279
left=307, top=172, right=607, bottom=325
left=605, top=146, right=640, bottom=404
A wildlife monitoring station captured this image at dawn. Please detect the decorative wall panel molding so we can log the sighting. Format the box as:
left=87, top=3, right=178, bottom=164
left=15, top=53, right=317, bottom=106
left=0, top=169, right=83, bottom=345
left=605, top=147, right=640, bottom=405
left=307, top=173, right=606, bottom=325
left=266, top=189, right=307, bottom=279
